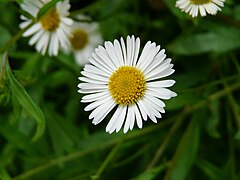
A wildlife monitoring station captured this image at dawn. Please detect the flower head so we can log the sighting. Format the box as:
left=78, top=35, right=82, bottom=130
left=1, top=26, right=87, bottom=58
left=78, top=35, right=177, bottom=133
left=67, top=15, right=102, bottom=66
left=19, top=0, right=73, bottom=56
left=176, top=0, right=225, bottom=17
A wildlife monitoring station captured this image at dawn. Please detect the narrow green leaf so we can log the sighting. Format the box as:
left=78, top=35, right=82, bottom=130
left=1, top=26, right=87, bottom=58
left=165, top=92, right=201, bottom=110
left=18, top=8, right=35, bottom=20
left=0, top=167, right=11, bottom=180
left=37, top=0, right=61, bottom=20
left=0, top=26, right=12, bottom=52
left=0, top=120, right=34, bottom=151
left=164, top=115, right=200, bottom=180
left=46, top=110, right=75, bottom=156
left=6, top=60, right=45, bottom=141
left=207, top=100, right=221, bottom=138
left=133, top=163, right=168, bottom=180
left=234, top=130, right=240, bottom=140
left=195, top=158, right=221, bottom=180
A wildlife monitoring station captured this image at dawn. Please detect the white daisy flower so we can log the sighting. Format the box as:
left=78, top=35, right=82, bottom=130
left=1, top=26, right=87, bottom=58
left=19, top=0, right=73, bottom=56
left=67, top=16, right=103, bottom=66
left=78, top=35, right=177, bottom=134
left=176, top=0, right=225, bottom=18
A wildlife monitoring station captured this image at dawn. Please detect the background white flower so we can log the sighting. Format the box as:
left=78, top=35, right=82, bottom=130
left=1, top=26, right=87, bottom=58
left=66, top=16, right=103, bottom=66
left=78, top=35, right=177, bottom=133
left=176, top=0, right=225, bottom=17
left=20, top=0, right=73, bottom=56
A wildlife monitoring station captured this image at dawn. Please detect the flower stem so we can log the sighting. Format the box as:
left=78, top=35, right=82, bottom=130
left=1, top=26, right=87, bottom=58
left=92, top=140, right=122, bottom=180
left=0, top=21, right=34, bottom=54
left=12, top=82, right=240, bottom=179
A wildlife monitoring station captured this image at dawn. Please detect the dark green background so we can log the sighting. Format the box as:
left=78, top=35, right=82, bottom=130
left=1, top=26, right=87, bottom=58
left=0, top=0, right=240, bottom=179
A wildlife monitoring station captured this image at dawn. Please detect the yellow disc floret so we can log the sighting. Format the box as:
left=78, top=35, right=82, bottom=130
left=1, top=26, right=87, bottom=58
left=70, top=29, right=89, bottom=50
left=108, top=66, right=146, bottom=106
left=190, top=0, right=211, bottom=5
left=40, top=8, right=60, bottom=32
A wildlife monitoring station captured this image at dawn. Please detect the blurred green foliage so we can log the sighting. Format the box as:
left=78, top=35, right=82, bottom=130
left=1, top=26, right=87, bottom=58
left=0, top=0, right=240, bottom=180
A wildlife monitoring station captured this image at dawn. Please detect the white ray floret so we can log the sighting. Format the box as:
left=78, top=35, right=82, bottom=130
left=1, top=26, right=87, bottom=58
left=78, top=35, right=177, bottom=133
left=19, top=0, right=73, bottom=56
left=176, top=0, right=225, bottom=18
left=65, top=15, right=103, bottom=66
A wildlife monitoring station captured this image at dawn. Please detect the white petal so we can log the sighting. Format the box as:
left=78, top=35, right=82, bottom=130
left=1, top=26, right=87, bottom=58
left=79, top=77, right=108, bottom=85
left=144, top=49, right=166, bottom=75
left=136, top=41, right=152, bottom=69
left=126, top=35, right=133, bottom=66
left=123, top=105, right=134, bottom=133
left=132, top=37, right=140, bottom=66
left=106, top=106, right=124, bottom=133
left=81, top=71, right=109, bottom=82
left=147, top=88, right=176, bottom=100
left=78, top=83, right=108, bottom=91
left=23, top=23, right=41, bottom=37
left=105, top=41, right=121, bottom=68
left=29, top=29, right=44, bottom=45
left=147, top=80, right=176, bottom=88
left=85, top=95, right=112, bottom=111
left=133, top=104, right=142, bottom=129
left=145, top=58, right=172, bottom=80
left=137, top=100, right=148, bottom=121
left=81, top=91, right=109, bottom=102
left=91, top=98, right=116, bottom=125
left=115, top=106, right=127, bottom=132
left=78, top=88, right=107, bottom=94
left=113, top=39, right=124, bottom=65
left=120, top=37, right=127, bottom=65
left=94, top=46, right=117, bottom=69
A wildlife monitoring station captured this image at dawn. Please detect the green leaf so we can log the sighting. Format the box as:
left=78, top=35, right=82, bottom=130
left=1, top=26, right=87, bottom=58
left=234, top=130, right=240, bottom=140
left=0, top=167, right=11, bottom=180
left=133, top=163, right=168, bottom=180
left=0, top=120, right=35, bottom=151
left=37, top=0, right=62, bottom=20
left=168, top=26, right=240, bottom=55
left=46, top=109, right=75, bottom=156
left=165, top=92, right=201, bottom=110
left=0, top=26, right=12, bottom=52
left=164, top=115, right=200, bottom=180
left=196, top=158, right=221, bottom=180
left=207, top=100, right=221, bottom=138
left=18, top=8, right=35, bottom=20
left=5, top=59, right=45, bottom=141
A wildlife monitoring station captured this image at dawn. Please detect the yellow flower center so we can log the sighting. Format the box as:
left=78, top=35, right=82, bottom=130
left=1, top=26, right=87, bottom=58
left=70, top=29, right=89, bottom=50
left=190, top=0, right=212, bottom=5
left=108, top=66, right=146, bottom=106
left=40, top=8, right=60, bottom=32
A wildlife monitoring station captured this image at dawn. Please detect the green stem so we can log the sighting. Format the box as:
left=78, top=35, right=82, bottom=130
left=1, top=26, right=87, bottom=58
left=0, top=21, right=34, bottom=54
left=178, top=73, right=240, bottom=94
left=0, top=21, right=35, bottom=80
left=226, top=104, right=237, bottom=180
left=146, top=107, right=189, bottom=170
left=147, top=82, right=240, bottom=169
left=12, top=119, right=174, bottom=180
left=12, top=82, right=240, bottom=179
left=13, top=139, right=117, bottom=180
left=92, top=140, right=122, bottom=180
left=0, top=52, right=8, bottom=80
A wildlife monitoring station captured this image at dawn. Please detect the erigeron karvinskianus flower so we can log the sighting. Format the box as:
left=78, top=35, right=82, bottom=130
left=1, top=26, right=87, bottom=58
left=176, top=0, right=225, bottom=18
left=67, top=16, right=103, bottom=66
left=78, top=35, right=177, bottom=133
left=19, top=0, right=73, bottom=56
